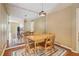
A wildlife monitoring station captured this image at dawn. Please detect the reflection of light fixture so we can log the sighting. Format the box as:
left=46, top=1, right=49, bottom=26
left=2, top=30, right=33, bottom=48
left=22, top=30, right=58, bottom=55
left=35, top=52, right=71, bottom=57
left=39, top=11, right=46, bottom=16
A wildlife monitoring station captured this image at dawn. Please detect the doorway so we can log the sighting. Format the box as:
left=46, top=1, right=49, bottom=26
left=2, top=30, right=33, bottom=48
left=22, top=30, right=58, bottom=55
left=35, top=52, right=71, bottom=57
left=8, top=18, right=24, bottom=47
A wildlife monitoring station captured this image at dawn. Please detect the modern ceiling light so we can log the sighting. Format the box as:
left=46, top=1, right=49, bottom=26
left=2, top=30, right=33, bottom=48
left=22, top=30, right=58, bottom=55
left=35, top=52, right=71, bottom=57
left=39, top=11, right=46, bottom=16
left=39, top=3, right=46, bottom=16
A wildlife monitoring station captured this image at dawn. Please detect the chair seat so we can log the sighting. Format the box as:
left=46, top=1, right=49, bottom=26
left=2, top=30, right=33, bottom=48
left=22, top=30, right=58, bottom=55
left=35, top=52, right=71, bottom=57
left=38, top=41, right=52, bottom=47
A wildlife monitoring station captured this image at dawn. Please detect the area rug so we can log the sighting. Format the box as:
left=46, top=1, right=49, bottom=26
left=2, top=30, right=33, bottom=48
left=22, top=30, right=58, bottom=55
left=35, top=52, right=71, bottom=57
left=11, top=45, right=67, bottom=56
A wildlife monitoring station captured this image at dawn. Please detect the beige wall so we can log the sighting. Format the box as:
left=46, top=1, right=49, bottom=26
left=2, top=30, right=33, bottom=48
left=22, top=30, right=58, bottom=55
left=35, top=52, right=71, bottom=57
left=0, top=4, right=8, bottom=54
left=11, top=22, right=19, bottom=39
left=24, top=20, right=32, bottom=32
left=34, top=5, right=76, bottom=50
left=24, top=20, right=34, bottom=32
left=34, top=17, right=46, bottom=33
left=9, top=22, right=19, bottom=34
left=71, top=5, right=76, bottom=51
left=9, top=19, right=23, bottom=34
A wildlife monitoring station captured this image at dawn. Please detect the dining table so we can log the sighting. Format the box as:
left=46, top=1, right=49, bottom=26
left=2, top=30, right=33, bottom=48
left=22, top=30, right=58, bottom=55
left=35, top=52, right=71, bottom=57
left=24, top=33, right=55, bottom=55
left=26, top=33, right=54, bottom=43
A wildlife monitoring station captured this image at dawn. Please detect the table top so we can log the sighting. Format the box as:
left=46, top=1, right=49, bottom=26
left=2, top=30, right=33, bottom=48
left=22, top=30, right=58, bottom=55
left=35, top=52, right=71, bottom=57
left=25, top=33, right=54, bottom=43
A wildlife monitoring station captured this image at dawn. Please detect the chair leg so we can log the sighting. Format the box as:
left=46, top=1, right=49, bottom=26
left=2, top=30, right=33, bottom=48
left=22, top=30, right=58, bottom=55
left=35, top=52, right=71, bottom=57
left=34, top=42, right=37, bottom=55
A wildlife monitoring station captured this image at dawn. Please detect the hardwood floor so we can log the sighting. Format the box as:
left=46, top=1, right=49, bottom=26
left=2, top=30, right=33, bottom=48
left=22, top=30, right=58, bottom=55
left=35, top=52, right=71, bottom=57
left=4, top=44, right=79, bottom=56
left=55, top=44, right=79, bottom=56
left=4, top=44, right=25, bottom=56
left=65, top=51, right=79, bottom=56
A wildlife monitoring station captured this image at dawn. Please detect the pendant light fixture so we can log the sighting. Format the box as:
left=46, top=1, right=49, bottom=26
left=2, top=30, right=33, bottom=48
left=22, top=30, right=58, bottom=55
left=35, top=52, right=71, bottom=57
left=39, top=10, right=46, bottom=16
left=39, top=2, right=46, bottom=16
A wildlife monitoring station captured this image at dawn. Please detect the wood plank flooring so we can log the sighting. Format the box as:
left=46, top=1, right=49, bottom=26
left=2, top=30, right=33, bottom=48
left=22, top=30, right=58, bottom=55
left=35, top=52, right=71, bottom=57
left=65, top=51, right=79, bottom=56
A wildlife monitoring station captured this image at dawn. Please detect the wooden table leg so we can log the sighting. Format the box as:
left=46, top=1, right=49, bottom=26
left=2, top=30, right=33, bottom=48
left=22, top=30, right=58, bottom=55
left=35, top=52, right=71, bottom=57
left=34, top=42, right=37, bottom=55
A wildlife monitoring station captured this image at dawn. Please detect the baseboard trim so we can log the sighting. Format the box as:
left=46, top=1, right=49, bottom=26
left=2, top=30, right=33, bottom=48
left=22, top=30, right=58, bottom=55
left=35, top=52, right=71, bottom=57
left=6, top=44, right=25, bottom=50
left=1, top=44, right=7, bottom=56
left=55, top=43, right=79, bottom=53
left=5, top=42, right=79, bottom=54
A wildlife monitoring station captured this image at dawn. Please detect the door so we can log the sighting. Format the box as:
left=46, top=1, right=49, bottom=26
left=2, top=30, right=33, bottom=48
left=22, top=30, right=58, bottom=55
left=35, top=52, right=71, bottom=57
left=76, top=8, right=79, bottom=52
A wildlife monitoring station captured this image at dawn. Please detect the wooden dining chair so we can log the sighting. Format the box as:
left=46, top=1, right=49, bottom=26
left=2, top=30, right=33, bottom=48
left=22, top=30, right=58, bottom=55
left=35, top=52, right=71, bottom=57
left=36, top=35, right=55, bottom=55
left=45, top=35, right=55, bottom=52
left=25, top=38, right=36, bottom=56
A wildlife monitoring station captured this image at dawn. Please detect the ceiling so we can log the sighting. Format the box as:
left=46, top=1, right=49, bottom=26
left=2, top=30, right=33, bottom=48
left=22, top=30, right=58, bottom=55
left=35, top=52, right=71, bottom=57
left=6, top=3, right=72, bottom=20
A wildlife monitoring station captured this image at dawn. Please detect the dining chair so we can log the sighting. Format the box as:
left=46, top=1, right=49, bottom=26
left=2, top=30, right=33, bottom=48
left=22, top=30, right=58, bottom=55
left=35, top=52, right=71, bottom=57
left=25, top=38, right=36, bottom=56
left=36, top=35, right=55, bottom=55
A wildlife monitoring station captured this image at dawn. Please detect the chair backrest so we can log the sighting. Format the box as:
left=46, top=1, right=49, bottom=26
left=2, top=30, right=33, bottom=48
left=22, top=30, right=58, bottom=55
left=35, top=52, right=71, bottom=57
left=51, top=35, right=55, bottom=47
left=25, top=38, right=35, bottom=50
left=24, top=31, right=34, bottom=36
left=25, top=38, right=31, bottom=53
left=44, top=35, right=55, bottom=48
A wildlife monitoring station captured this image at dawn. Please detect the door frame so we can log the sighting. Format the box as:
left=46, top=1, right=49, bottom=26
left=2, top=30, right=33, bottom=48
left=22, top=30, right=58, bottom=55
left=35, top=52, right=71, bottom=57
left=76, top=8, right=79, bottom=52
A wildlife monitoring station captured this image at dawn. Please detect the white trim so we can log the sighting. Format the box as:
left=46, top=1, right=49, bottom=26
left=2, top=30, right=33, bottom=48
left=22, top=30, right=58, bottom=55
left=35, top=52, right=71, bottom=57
left=5, top=44, right=25, bottom=50
left=55, top=43, right=79, bottom=53
left=76, top=8, right=79, bottom=52
left=1, top=44, right=7, bottom=56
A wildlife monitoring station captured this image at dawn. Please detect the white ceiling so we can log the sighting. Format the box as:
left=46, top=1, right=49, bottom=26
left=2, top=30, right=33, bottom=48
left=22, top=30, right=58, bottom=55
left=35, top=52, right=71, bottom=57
left=6, top=3, right=72, bottom=20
